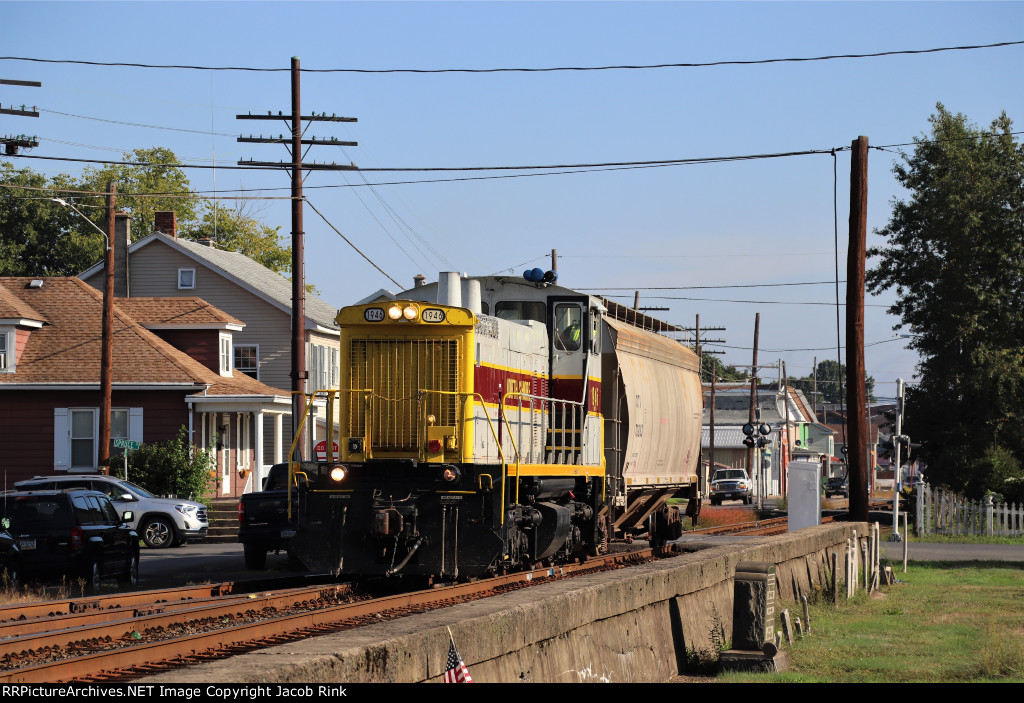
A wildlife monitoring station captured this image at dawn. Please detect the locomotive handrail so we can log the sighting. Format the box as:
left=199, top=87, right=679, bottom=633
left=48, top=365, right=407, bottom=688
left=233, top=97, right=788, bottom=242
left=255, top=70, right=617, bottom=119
left=501, top=390, right=588, bottom=461
left=285, top=387, right=373, bottom=519
left=416, top=388, right=510, bottom=523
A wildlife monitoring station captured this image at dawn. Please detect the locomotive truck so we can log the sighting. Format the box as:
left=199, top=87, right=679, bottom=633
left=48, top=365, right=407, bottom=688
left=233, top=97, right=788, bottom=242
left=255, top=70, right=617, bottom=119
left=286, top=271, right=704, bottom=580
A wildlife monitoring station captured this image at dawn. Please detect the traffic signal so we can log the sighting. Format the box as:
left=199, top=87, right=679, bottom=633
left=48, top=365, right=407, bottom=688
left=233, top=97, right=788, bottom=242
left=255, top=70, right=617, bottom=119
left=877, top=435, right=895, bottom=461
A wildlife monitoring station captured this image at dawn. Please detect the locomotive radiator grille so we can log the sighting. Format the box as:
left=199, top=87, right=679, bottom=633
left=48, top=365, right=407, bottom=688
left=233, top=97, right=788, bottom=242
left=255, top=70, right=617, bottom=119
left=349, top=338, right=461, bottom=451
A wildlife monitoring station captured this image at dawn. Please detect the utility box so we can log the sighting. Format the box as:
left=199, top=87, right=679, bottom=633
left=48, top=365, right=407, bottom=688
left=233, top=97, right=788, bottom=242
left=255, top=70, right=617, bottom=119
left=788, top=459, right=822, bottom=531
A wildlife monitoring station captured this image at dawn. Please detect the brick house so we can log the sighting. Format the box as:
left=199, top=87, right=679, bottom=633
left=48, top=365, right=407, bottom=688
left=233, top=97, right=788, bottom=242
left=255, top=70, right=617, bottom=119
left=79, top=212, right=342, bottom=473
left=0, top=277, right=291, bottom=496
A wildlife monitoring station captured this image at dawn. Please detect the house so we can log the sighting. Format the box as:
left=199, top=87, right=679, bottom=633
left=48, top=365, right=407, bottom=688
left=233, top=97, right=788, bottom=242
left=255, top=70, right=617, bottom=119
left=79, top=212, right=343, bottom=473
left=0, top=277, right=291, bottom=495
left=701, top=383, right=829, bottom=497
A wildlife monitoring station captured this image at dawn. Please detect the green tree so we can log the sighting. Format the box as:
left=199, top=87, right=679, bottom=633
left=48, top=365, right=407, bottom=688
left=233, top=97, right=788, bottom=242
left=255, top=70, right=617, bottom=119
left=698, top=353, right=748, bottom=383
left=2, top=148, right=293, bottom=277
left=790, top=359, right=875, bottom=406
left=79, top=146, right=199, bottom=237
left=125, top=426, right=216, bottom=502
left=867, top=104, right=1024, bottom=495
left=191, top=201, right=291, bottom=273
left=0, top=162, right=105, bottom=275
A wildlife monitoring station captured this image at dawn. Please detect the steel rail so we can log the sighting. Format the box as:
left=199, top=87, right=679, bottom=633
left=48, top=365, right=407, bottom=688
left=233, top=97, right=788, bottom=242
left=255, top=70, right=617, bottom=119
left=0, top=581, right=282, bottom=623
left=0, top=585, right=343, bottom=638
left=0, top=586, right=351, bottom=662
left=0, top=550, right=655, bottom=683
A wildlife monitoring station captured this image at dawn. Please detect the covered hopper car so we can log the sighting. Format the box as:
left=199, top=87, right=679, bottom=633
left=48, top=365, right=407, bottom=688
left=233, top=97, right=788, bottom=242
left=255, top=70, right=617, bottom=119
left=287, top=272, right=703, bottom=580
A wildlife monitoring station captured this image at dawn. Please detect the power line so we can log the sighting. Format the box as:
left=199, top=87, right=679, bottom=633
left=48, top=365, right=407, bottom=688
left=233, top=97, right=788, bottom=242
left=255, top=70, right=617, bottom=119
left=2, top=40, right=1021, bottom=72
left=40, top=108, right=238, bottom=136
left=304, top=197, right=401, bottom=288
left=599, top=293, right=889, bottom=307
left=580, top=281, right=845, bottom=290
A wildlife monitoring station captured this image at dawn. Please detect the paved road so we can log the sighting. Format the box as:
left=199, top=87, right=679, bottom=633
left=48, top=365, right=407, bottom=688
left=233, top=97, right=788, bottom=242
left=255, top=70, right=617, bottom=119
left=136, top=532, right=1024, bottom=591
left=139, top=542, right=303, bottom=589
left=880, top=540, right=1024, bottom=563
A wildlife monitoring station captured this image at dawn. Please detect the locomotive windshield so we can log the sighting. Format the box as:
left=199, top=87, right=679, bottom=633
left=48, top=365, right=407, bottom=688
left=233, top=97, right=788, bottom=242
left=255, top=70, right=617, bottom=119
left=495, top=300, right=546, bottom=324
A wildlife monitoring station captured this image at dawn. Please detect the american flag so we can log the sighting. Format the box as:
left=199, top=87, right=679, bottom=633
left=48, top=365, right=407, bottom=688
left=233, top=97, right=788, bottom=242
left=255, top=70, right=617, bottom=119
left=444, top=637, right=473, bottom=683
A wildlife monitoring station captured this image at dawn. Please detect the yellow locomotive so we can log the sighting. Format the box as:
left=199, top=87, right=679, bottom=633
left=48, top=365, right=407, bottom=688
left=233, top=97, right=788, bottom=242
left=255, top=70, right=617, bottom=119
left=289, top=272, right=703, bottom=579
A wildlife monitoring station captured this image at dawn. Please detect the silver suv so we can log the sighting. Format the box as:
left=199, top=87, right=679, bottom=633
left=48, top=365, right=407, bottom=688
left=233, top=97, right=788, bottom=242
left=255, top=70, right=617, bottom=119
left=14, top=475, right=207, bottom=548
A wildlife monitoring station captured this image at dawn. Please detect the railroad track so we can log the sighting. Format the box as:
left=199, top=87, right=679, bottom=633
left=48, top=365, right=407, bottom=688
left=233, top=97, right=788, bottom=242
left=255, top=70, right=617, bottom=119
left=0, top=510, right=875, bottom=683
left=0, top=548, right=658, bottom=683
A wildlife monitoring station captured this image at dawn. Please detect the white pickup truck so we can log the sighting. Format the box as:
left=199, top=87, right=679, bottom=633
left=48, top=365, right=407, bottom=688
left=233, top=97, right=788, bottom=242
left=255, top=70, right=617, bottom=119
left=710, top=468, right=752, bottom=505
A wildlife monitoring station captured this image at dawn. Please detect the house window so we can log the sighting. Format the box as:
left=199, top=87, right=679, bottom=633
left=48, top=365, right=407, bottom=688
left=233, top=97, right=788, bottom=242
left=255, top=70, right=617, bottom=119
left=219, top=333, right=232, bottom=376
left=55, top=407, right=143, bottom=472
left=178, top=268, right=196, bottom=290
left=233, top=344, right=259, bottom=380
left=0, top=328, right=9, bottom=372
left=70, top=409, right=96, bottom=468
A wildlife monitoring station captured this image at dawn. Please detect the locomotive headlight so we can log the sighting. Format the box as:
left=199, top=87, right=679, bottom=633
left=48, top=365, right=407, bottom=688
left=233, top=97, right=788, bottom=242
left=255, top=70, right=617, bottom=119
left=402, top=304, right=418, bottom=320
left=387, top=304, right=403, bottom=320
left=329, top=464, right=347, bottom=482
left=441, top=466, right=461, bottom=483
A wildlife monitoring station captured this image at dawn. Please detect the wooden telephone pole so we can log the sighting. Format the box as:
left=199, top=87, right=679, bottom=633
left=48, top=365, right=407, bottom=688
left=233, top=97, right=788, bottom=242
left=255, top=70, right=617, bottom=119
left=847, top=136, right=869, bottom=522
left=237, top=57, right=357, bottom=461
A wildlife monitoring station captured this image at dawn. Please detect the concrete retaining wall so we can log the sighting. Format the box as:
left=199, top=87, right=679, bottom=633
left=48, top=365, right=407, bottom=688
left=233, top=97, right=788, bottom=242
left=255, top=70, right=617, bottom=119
left=141, top=522, right=868, bottom=684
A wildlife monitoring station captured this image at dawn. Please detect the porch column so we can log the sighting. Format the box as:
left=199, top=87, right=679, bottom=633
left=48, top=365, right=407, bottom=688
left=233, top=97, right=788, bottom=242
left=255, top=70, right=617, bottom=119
left=274, top=413, right=283, bottom=464
left=254, top=410, right=265, bottom=492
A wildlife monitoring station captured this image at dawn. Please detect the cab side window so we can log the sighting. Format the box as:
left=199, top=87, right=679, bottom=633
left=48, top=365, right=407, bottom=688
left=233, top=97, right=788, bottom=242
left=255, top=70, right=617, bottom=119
left=554, top=303, right=583, bottom=352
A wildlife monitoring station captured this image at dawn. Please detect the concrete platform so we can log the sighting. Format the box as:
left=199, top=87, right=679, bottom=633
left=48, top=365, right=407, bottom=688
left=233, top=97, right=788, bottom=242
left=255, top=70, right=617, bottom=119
left=138, top=522, right=867, bottom=684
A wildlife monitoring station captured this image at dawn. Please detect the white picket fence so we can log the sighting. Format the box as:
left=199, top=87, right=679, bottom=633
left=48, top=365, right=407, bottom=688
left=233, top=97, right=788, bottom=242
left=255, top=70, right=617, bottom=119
left=915, top=484, right=1024, bottom=537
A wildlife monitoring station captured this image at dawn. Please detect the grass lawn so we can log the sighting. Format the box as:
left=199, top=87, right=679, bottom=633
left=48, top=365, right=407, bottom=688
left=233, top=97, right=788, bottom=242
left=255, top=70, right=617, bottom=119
left=719, top=560, right=1024, bottom=682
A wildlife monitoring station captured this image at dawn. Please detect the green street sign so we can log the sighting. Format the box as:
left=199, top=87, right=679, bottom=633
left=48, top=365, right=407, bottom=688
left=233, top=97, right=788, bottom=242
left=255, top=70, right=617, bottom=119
left=113, top=439, right=140, bottom=450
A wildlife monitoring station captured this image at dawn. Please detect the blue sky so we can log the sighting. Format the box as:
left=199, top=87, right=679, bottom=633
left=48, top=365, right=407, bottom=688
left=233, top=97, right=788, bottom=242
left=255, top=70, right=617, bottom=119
left=4, top=1, right=1023, bottom=401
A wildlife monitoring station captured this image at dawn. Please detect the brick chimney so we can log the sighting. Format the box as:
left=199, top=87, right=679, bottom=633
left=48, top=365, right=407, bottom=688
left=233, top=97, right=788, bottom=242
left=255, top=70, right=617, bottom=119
left=154, top=211, right=177, bottom=239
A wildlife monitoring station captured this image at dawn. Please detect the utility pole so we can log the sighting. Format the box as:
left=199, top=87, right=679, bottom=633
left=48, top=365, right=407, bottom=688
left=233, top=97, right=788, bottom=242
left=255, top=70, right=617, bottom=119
left=99, top=181, right=115, bottom=472
left=783, top=360, right=792, bottom=498
left=0, top=78, right=40, bottom=154
left=748, top=313, right=760, bottom=505
left=551, top=248, right=557, bottom=273
left=708, top=371, right=716, bottom=498
left=846, top=136, right=869, bottom=522
left=890, top=377, right=905, bottom=541
left=681, top=318, right=726, bottom=381
left=237, top=57, right=357, bottom=462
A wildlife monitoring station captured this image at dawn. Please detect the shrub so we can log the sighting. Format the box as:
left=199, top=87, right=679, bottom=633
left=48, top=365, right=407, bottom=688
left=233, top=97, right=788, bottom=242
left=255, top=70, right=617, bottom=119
left=124, top=426, right=215, bottom=502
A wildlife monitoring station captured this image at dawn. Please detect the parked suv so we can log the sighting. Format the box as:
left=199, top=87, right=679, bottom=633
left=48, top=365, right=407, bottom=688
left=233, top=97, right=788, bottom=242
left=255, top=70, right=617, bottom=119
left=1, top=489, right=139, bottom=590
left=14, top=475, right=207, bottom=549
left=710, top=468, right=752, bottom=505
left=824, top=475, right=849, bottom=498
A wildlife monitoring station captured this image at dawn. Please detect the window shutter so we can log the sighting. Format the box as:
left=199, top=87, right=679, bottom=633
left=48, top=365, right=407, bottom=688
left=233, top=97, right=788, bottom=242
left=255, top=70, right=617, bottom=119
left=53, top=408, right=70, bottom=471
left=129, top=407, right=144, bottom=444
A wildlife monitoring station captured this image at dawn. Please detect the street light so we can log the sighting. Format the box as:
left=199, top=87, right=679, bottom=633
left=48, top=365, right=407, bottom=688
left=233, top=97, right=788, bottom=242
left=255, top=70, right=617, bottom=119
left=51, top=198, right=110, bottom=250
left=52, top=187, right=116, bottom=472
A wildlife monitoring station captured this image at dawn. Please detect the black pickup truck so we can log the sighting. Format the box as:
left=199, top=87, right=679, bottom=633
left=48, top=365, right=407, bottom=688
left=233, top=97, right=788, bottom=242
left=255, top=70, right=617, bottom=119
left=238, top=461, right=321, bottom=569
